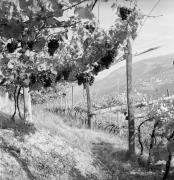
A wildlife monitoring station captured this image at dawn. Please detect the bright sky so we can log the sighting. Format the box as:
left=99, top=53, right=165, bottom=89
left=92, top=0, right=174, bottom=80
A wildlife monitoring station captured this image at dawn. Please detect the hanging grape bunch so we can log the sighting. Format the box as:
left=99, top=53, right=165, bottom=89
left=48, top=39, right=59, bottom=56
left=62, top=68, right=71, bottom=80
left=55, top=73, right=63, bottom=82
left=29, top=71, right=56, bottom=88
left=7, top=41, right=18, bottom=53
left=42, top=71, right=56, bottom=88
left=99, top=49, right=115, bottom=69
left=27, top=41, right=34, bottom=51
left=91, top=48, right=115, bottom=76
left=29, top=73, right=36, bottom=85
left=19, top=40, right=33, bottom=51
left=92, top=63, right=102, bottom=76
left=119, top=7, right=131, bottom=20
left=76, top=73, right=84, bottom=86
left=85, top=24, right=95, bottom=34
left=76, top=72, right=94, bottom=86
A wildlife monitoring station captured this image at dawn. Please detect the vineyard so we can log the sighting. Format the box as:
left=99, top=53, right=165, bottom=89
left=0, top=0, right=174, bottom=180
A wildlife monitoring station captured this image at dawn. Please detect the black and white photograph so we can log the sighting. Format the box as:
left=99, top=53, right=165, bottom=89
left=0, top=0, right=174, bottom=179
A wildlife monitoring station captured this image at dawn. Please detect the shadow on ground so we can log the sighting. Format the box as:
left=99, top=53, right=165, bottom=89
left=0, top=112, right=37, bottom=180
left=92, top=141, right=174, bottom=180
left=0, top=137, right=36, bottom=180
left=0, top=112, right=36, bottom=137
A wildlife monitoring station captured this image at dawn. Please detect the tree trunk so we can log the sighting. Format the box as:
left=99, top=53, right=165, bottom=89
left=11, top=86, right=17, bottom=121
left=16, top=86, right=22, bottom=120
left=85, top=82, right=92, bottom=128
left=148, top=120, right=159, bottom=168
left=138, top=119, right=150, bottom=156
left=126, top=37, right=135, bottom=157
left=23, top=87, right=32, bottom=122
left=163, top=132, right=174, bottom=180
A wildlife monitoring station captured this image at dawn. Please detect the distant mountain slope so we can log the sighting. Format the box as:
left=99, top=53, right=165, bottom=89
left=90, top=53, right=174, bottom=99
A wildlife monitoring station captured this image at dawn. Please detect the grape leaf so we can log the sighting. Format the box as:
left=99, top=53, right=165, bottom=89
left=54, top=8, right=63, bottom=18
left=33, top=38, right=46, bottom=52
left=46, top=17, right=58, bottom=26
left=31, top=0, right=41, bottom=13
left=19, top=0, right=33, bottom=10
left=69, top=0, right=81, bottom=4
left=74, top=6, right=94, bottom=20
left=0, top=56, right=10, bottom=66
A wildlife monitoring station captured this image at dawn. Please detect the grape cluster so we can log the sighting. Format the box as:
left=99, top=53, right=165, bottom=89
left=55, top=73, right=62, bottom=82
left=85, top=24, right=95, bottom=34
left=27, top=41, right=34, bottom=50
left=29, top=73, right=36, bottom=85
left=62, top=69, right=71, bottom=80
left=7, top=41, right=18, bottom=53
left=92, top=63, right=102, bottom=76
left=100, top=50, right=115, bottom=68
left=92, top=50, right=115, bottom=75
left=29, top=71, right=56, bottom=88
left=20, top=40, right=34, bottom=51
left=41, top=72, right=56, bottom=88
left=76, top=72, right=94, bottom=86
left=119, top=7, right=131, bottom=20
left=55, top=67, right=72, bottom=82
left=48, top=39, right=59, bottom=56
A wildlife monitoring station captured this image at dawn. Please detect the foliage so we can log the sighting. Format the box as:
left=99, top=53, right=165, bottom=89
left=0, top=0, right=143, bottom=106
left=147, top=98, right=174, bottom=144
left=0, top=0, right=97, bottom=90
left=31, top=82, right=70, bottom=104
left=136, top=97, right=174, bottom=168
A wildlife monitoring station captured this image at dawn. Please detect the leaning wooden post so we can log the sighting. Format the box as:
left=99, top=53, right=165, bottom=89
left=23, top=87, right=32, bottom=122
left=126, top=36, right=135, bottom=157
left=85, top=82, right=92, bottom=129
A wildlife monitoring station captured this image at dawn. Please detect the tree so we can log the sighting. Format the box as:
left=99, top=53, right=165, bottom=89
left=0, top=0, right=96, bottom=121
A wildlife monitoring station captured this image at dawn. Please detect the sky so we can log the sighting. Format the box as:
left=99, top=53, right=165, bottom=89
left=92, top=0, right=174, bottom=80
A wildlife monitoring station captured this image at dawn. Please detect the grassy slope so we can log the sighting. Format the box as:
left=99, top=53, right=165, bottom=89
left=0, top=102, right=109, bottom=180
left=90, top=53, right=174, bottom=99
left=0, top=96, right=167, bottom=180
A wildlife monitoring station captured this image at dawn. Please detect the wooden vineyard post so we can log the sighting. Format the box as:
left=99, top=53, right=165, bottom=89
left=167, top=89, right=170, bottom=97
left=126, top=36, right=135, bottom=157
left=4, top=91, right=9, bottom=104
left=117, top=79, right=120, bottom=94
left=60, top=95, right=62, bottom=108
left=85, top=82, right=92, bottom=129
left=72, top=85, right=74, bottom=109
left=23, top=87, right=32, bottom=122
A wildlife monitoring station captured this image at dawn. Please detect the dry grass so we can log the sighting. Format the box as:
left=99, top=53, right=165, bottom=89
left=0, top=95, right=14, bottom=115
left=0, top=99, right=125, bottom=180
left=1, top=97, right=173, bottom=180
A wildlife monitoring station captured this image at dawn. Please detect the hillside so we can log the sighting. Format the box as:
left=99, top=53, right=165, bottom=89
left=90, top=53, right=174, bottom=99
left=0, top=96, right=167, bottom=180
